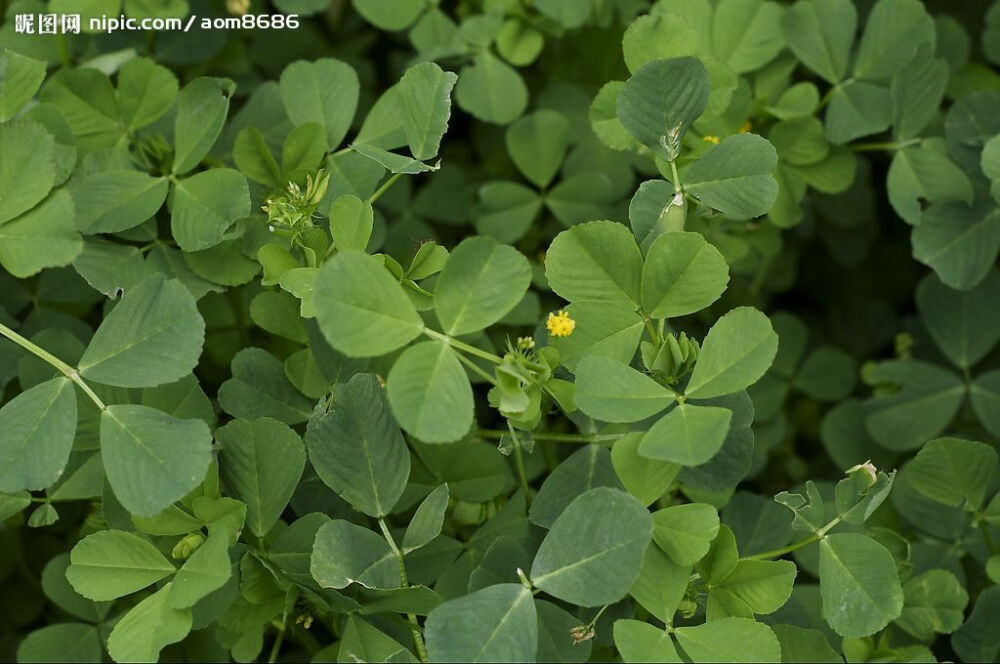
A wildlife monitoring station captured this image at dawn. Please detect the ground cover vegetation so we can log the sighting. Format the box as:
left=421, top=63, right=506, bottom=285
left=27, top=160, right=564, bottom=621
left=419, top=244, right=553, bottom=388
left=1, top=0, right=1000, bottom=661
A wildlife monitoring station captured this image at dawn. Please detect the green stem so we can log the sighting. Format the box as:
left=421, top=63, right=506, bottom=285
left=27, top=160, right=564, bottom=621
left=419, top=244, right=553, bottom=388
left=454, top=352, right=497, bottom=385
left=368, top=172, right=403, bottom=204
left=980, top=521, right=998, bottom=555
left=268, top=621, right=286, bottom=663
left=644, top=318, right=660, bottom=345
left=669, top=160, right=683, bottom=195
left=378, top=519, right=429, bottom=663
left=849, top=138, right=922, bottom=153
left=423, top=328, right=503, bottom=365
left=0, top=322, right=106, bottom=410
left=744, top=516, right=843, bottom=560
left=476, top=429, right=621, bottom=445
left=508, top=423, right=533, bottom=507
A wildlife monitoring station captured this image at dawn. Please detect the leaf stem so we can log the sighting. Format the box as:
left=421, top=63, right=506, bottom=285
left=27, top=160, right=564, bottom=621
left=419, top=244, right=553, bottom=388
left=669, top=160, right=683, bottom=195
left=368, top=172, right=404, bottom=204
left=378, top=519, right=429, bottom=663
left=423, top=328, right=503, bottom=365
left=744, top=516, right=843, bottom=560
left=454, top=352, right=497, bottom=385
left=476, top=429, right=620, bottom=445
left=0, top=322, right=106, bottom=410
left=644, top=318, right=660, bottom=345
left=268, top=620, right=286, bottom=663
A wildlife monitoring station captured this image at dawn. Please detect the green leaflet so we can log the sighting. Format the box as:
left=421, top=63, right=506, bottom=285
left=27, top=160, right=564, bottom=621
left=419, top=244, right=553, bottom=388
left=574, top=356, right=675, bottom=423
left=545, top=220, right=644, bottom=307
left=386, top=341, right=474, bottom=443
left=311, top=519, right=399, bottom=590
left=217, top=417, right=306, bottom=537
left=78, top=275, right=205, bottom=388
left=0, top=50, right=46, bottom=122
left=781, top=0, right=856, bottom=83
left=424, top=585, right=537, bottom=662
left=531, top=488, right=653, bottom=606
left=397, top=61, right=457, bottom=161
left=0, top=377, right=76, bottom=492
left=106, top=584, right=192, bottom=662
left=67, top=530, right=175, bottom=601
left=617, top=57, right=710, bottom=160
left=313, top=250, right=424, bottom=357
left=3, top=3, right=1000, bottom=661
left=640, top=231, right=729, bottom=318
left=173, top=77, right=232, bottom=175
left=434, top=236, right=531, bottom=336
left=613, top=620, right=681, bottom=662
left=306, top=373, right=410, bottom=517
left=454, top=53, right=528, bottom=125
left=0, top=121, right=55, bottom=225
left=819, top=533, right=904, bottom=638
left=638, top=403, right=732, bottom=466
left=685, top=307, right=779, bottom=399
left=100, top=405, right=213, bottom=518
left=683, top=133, right=779, bottom=218
left=0, top=189, right=82, bottom=278
left=674, top=618, right=781, bottom=663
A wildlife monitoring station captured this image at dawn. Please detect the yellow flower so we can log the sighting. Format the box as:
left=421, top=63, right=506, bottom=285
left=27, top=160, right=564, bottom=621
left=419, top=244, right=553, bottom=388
left=546, top=310, right=575, bottom=337
left=702, top=135, right=720, bottom=145
left=739, top=120, right=752, bottom=133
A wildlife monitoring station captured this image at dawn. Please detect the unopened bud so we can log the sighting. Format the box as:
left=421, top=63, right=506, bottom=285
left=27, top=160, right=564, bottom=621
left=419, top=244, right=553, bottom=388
left=172, top=532, right=205, bottom=560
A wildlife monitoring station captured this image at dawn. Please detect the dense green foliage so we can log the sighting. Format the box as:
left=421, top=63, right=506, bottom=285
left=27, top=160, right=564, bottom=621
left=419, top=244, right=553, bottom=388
left=1, top=0, right=1000, bottom=662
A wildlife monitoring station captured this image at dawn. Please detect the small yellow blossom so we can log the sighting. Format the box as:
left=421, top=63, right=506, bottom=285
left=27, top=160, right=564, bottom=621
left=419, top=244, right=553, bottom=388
left=546, top=310, right=575, bottom=337
left=517, top=336, right=536, bottom=350
left=702, top=135, right=720, bottom=145
left=739, top=120, right=752, bottom=133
